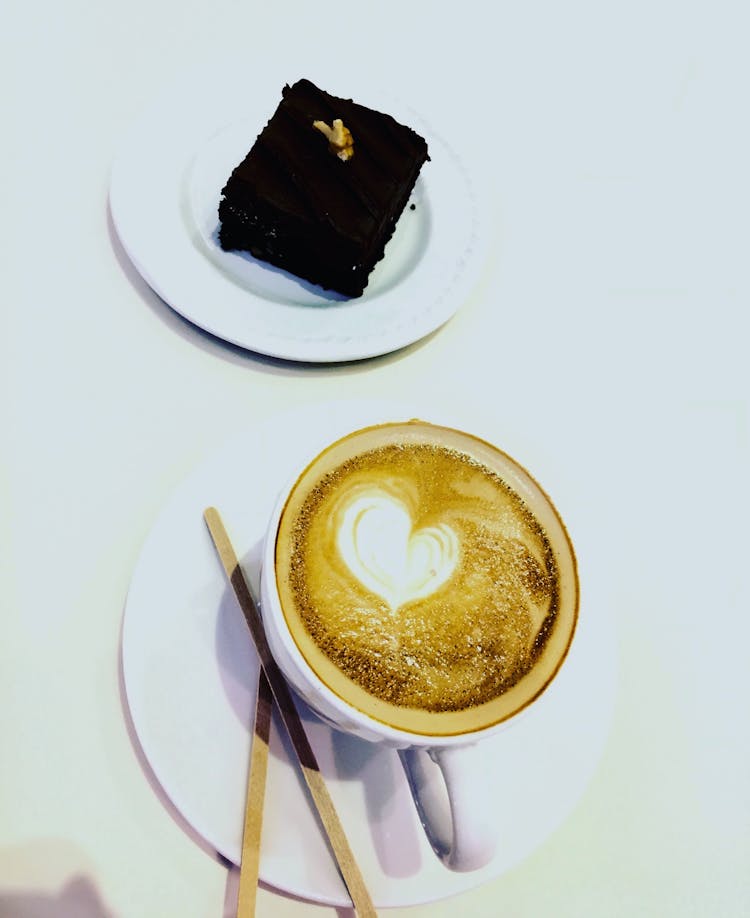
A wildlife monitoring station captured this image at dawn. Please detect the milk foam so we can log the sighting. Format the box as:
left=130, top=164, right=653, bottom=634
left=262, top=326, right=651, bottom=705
left=335, top=487, right=460, bottom=610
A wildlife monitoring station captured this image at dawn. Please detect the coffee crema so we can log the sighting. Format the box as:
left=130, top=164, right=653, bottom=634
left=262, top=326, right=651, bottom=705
left=275, top=422, right=578, bottom=736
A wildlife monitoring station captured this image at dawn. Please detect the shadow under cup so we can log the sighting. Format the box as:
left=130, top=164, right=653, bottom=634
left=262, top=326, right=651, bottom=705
left=261, top=420, right=579, bottom=746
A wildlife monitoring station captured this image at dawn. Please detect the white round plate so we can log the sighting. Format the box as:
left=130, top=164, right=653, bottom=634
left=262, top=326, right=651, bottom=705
left=121, top=401, right=617, bottom=909
left=110, top=63, right=487, bottom=362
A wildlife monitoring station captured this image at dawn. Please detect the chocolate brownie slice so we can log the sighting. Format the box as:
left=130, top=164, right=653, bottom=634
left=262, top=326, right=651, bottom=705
left=218, top=79, right=429, bottom=298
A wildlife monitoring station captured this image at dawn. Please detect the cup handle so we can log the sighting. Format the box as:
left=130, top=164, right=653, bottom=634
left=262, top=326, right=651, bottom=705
left=399, top=745, right=497, bottom=872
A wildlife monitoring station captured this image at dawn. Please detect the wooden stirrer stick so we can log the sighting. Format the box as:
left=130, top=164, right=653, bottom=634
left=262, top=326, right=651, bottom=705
left=203, top=507, right=377, bottom=918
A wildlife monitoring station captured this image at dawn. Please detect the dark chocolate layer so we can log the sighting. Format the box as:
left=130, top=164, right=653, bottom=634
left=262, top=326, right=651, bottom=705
left=218, top=79, right=429, bottom=298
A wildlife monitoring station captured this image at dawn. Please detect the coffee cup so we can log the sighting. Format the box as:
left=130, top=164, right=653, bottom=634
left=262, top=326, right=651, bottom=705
left=259, top=419, right=578, bottom=871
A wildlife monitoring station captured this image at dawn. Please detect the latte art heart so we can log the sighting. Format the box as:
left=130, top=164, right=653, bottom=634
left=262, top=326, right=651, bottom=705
left=335, top=488, right=460, bottom=610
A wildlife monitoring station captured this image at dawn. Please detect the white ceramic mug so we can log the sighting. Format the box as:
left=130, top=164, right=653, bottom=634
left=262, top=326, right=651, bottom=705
left=259, top=419, right=579, bottom=872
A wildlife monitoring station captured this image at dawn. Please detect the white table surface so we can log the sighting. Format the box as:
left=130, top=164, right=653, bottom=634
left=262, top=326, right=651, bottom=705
left=1, top=1, right=748, bottom=916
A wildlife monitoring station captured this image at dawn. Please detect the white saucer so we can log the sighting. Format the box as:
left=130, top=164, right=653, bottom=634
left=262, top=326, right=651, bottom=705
left=109, top=63, right=487, bottom=362
left=121, top=401, right=617, bottom=909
